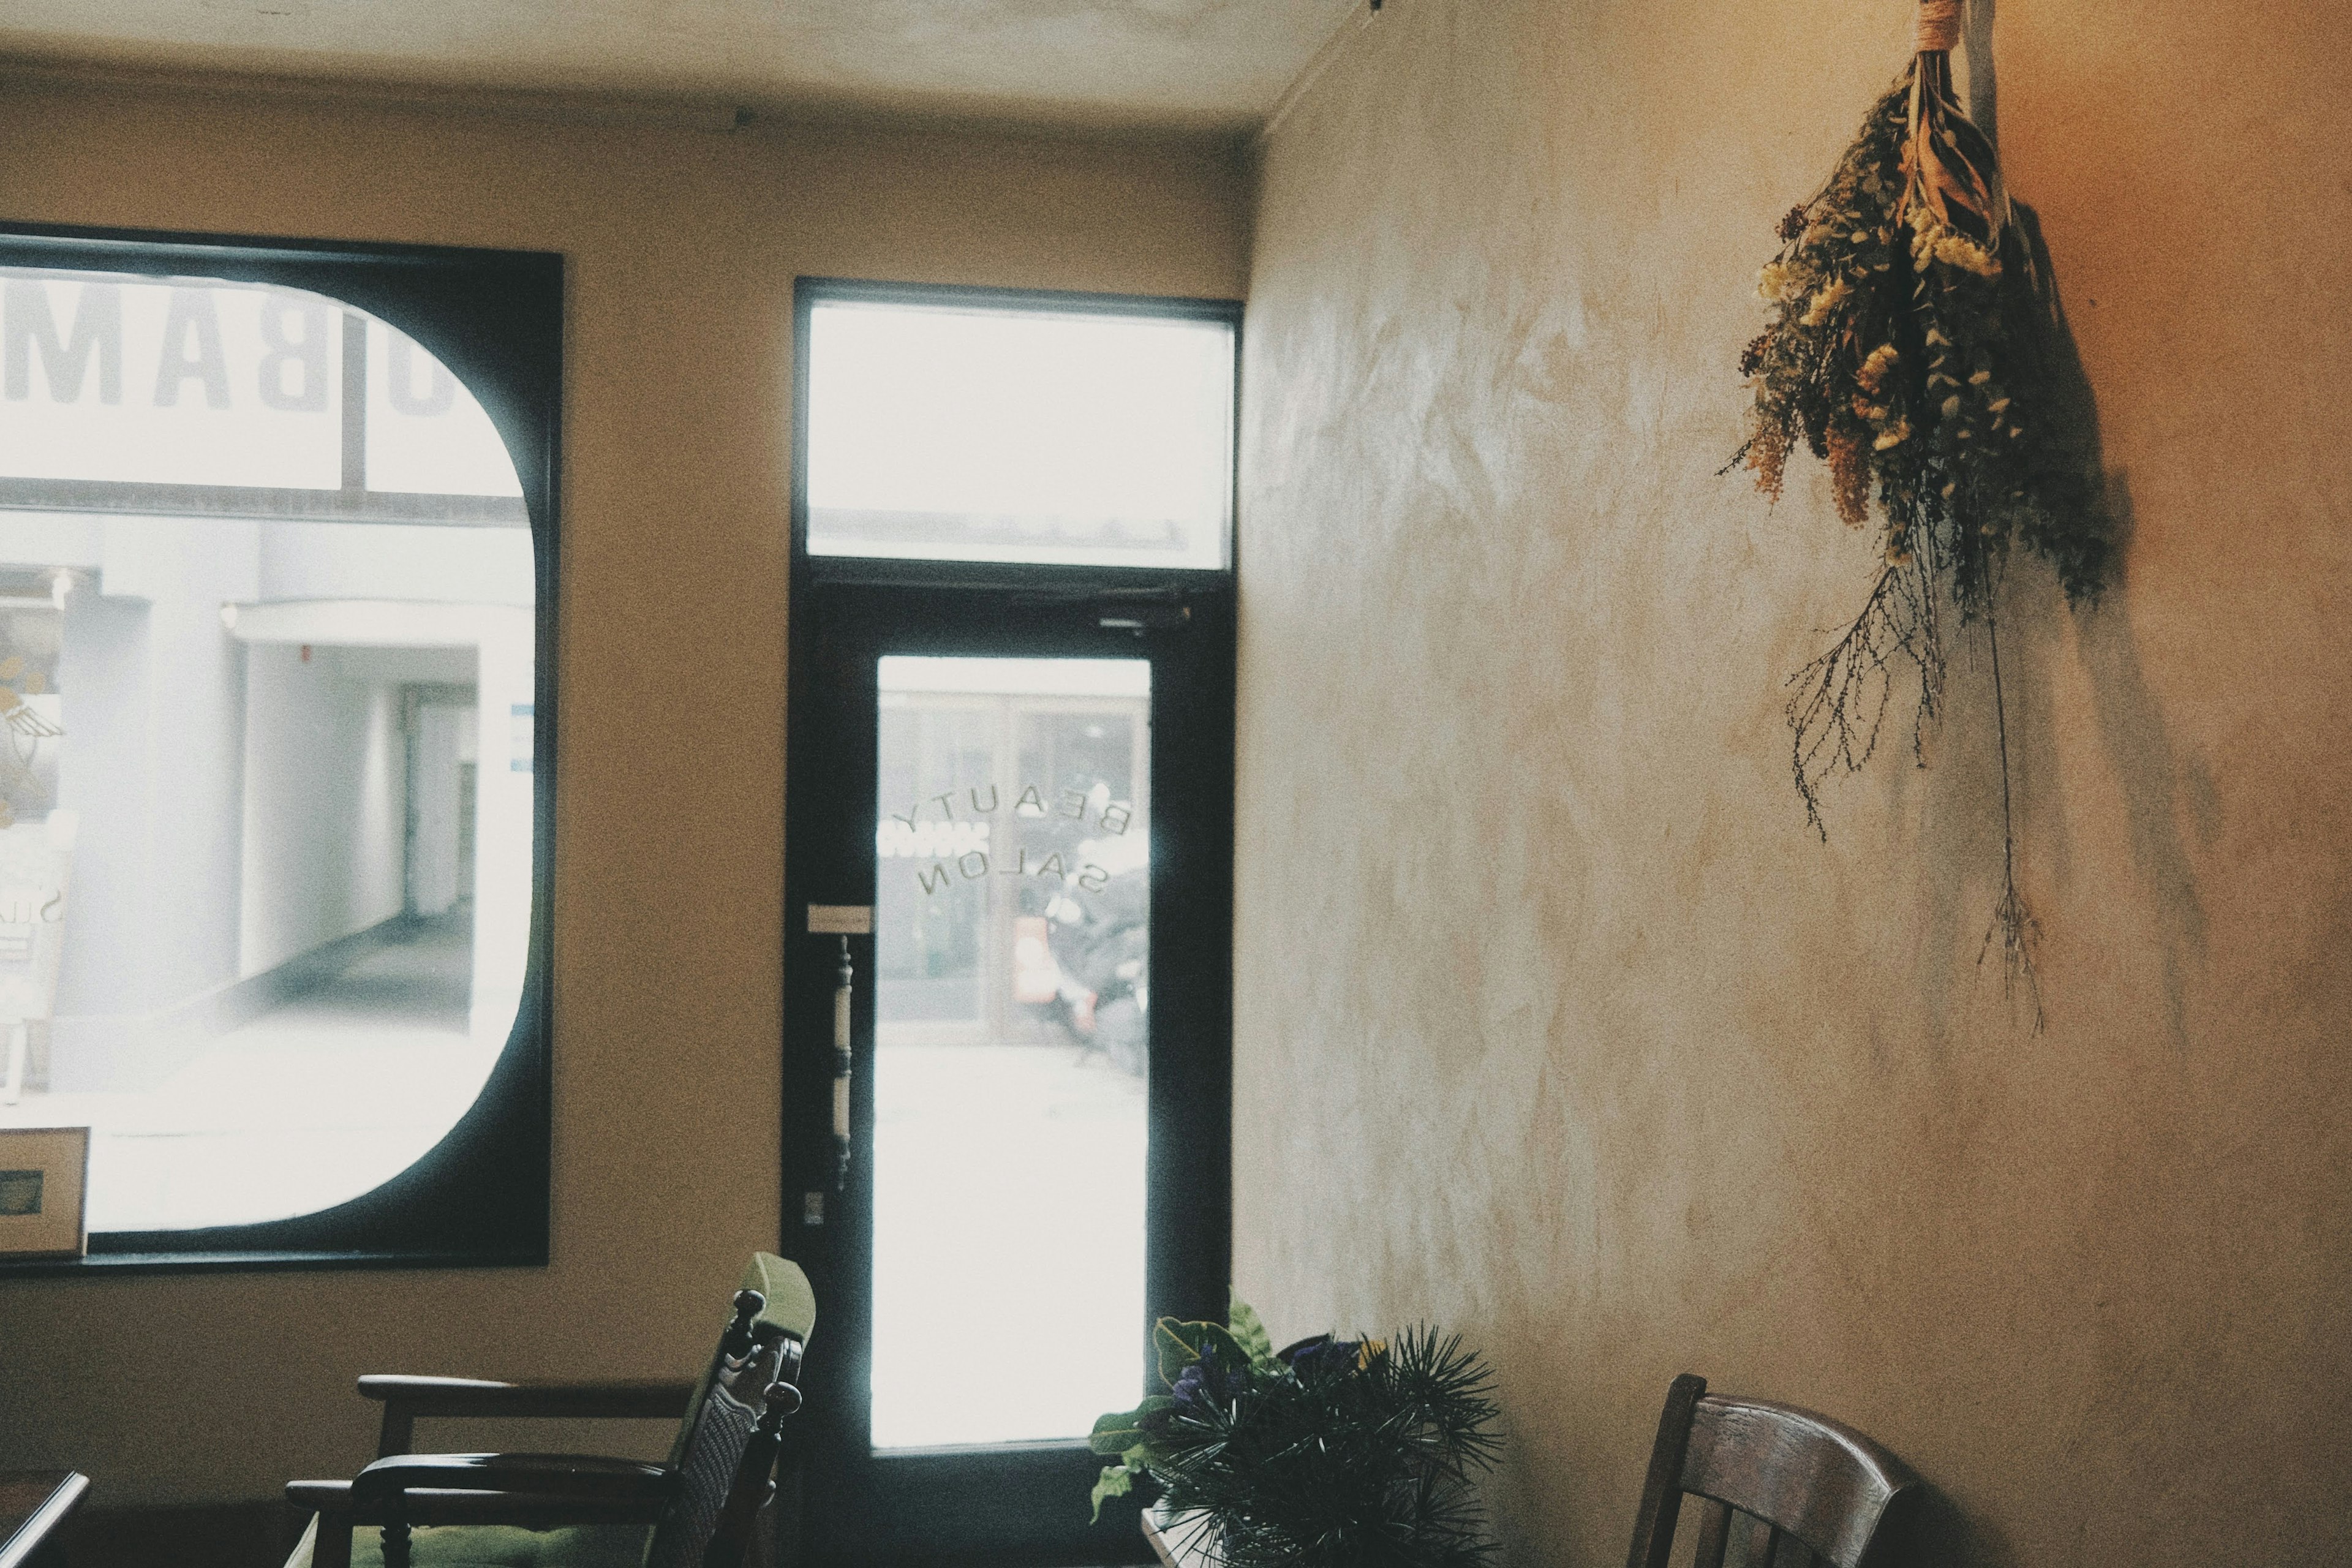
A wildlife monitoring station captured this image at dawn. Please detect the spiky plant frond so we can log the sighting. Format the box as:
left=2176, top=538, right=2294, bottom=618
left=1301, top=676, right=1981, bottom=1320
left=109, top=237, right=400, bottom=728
left=1092, top=1310, right=1501, bottom=1568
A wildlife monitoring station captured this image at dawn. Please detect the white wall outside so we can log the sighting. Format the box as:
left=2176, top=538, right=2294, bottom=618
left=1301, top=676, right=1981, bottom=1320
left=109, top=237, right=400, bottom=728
left=0, top=506, right=537, bottom=1095
left=236, top=644, right=412, bottom=978
left=52, top=516, right=257, bottom=1084
left=408, top=699, right=468, bottom=918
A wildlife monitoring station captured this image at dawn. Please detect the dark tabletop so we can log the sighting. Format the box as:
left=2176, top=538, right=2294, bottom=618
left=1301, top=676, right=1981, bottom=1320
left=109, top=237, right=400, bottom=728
left=0, top=1472, right=88, bottom=1568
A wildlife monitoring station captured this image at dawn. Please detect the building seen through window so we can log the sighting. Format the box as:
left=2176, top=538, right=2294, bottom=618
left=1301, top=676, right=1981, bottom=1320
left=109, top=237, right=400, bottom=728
left=0, top=265, right=534, bottom=1235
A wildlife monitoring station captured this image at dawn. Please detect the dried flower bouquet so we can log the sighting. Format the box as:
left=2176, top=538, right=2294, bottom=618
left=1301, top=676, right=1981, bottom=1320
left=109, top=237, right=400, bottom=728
left=1730, top=0, right=2111, bottom=1022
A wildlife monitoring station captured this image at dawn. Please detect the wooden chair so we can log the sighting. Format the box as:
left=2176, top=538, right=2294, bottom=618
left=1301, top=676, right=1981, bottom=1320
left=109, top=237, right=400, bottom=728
left=1624, top=1374, right=1922, bottom=1568
left=284, top=1254, right=815, bottom=1568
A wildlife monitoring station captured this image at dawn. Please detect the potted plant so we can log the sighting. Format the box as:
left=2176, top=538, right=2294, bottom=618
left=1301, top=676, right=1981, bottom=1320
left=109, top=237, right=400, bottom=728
left=1091, top=1296, right=1500, bottom=1567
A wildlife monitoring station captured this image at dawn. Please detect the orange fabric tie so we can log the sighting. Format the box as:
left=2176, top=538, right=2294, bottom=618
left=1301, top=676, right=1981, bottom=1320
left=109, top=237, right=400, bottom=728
left=1917, top=0, right=1962, bottom=53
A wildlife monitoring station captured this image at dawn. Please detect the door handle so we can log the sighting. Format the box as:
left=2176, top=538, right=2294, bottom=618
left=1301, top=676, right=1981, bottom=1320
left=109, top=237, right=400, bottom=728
left=808, top=905, right=872, bottom=1199
left=829, top=936, right=852, bottom=1189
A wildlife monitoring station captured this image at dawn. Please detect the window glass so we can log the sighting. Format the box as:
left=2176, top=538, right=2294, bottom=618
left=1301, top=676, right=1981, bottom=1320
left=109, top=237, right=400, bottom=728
left=0, top=265, right=535, bottom=1235
left=805, top=300, right=1234, bottom=570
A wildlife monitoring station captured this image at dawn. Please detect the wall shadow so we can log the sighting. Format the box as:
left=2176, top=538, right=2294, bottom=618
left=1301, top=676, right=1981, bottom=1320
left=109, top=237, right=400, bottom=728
left=1893, top=195, right=2212, bottom=1054
left=1903, top=1480, right=2021, bottom=1568
left=2068, top=511, right=2214, bottom=1052
left=2008, top=202, right=2212, bottom=1049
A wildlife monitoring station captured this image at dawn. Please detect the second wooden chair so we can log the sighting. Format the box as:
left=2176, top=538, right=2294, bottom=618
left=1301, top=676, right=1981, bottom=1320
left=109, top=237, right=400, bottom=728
left=1623, top=1373, right=1922, bottom=1568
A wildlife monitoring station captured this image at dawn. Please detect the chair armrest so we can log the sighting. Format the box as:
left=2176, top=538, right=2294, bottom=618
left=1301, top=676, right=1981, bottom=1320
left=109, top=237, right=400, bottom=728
left=350, top=1453, right=678, bottom=1509
left=358, top=1376, right=695, bottom=1419
left=358, top=1376, right=696, bottom=1455
left=288, top=1477, right=668, bottom=1529
left=287, top=1480, right=353, bottom=1514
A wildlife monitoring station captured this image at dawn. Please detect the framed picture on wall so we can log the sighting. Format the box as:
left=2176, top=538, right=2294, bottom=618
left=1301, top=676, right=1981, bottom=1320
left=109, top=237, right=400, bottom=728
left=0, top=1126, right=89, bottom=1257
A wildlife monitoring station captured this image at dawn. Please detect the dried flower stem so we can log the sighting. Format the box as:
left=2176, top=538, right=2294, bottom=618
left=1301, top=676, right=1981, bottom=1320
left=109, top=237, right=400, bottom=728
left=1785, top=549, right=1943, bottom=837
left=1976, top=578, right=2043, bottom=1031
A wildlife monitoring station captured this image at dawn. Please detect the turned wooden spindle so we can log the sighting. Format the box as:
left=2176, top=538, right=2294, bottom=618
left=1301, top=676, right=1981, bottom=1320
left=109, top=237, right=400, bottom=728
left=381, top=1501, right=412, bottom=1568
left=720, top=1288, right=765, bottom=1360
left=698, top=1329, right=808, bottom=1568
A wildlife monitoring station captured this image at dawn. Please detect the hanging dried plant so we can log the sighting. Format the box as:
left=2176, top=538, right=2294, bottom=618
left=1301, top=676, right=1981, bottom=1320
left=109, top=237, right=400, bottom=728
left=1729, top=0, right=2111, bottom=1026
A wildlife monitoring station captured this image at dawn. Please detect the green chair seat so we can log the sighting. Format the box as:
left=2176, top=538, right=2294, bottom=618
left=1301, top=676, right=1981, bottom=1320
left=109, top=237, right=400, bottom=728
left=285, top=1515, right=651, bottom=1568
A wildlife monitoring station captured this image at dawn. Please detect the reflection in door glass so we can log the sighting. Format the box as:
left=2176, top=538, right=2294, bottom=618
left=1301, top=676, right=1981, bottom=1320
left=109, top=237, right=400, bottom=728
left=872, top=656, right=1149, bottom=1448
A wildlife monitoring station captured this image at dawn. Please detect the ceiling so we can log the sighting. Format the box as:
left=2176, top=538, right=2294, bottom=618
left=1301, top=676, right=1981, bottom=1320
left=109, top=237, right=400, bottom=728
left=0, top=0, right=1363, bottom=135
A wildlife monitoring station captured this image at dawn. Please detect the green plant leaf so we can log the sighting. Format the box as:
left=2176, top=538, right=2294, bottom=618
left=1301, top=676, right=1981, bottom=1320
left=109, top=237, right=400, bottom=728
left=1088, top=1461, right=1135, bottom=1523
left=1089, top=1444, right=1156, bottom=1523
left=1154, top=1317, right=1245, bottom=1387
left=1226, top=1292, right=1279, bottom=1370
left=1089, top=1396, right=1174, bottom=1456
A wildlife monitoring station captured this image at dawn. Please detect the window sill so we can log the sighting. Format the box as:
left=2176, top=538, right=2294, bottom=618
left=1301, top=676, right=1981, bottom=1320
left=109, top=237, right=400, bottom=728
left=0, top=1247, right=544, bottom=1279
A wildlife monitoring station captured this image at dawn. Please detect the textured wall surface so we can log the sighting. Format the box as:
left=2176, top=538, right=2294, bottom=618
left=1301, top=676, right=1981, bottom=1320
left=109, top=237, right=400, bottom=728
left=0, top=80, right=1246, bottom=1504
left=1234, top=1, right=2351, bottom=1562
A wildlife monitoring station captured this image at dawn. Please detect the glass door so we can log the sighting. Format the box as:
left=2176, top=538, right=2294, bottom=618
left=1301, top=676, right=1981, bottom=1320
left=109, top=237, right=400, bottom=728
left=786, top=589, right=1232, bottom=1566
left=785, top=279, right=1237, bottom=1567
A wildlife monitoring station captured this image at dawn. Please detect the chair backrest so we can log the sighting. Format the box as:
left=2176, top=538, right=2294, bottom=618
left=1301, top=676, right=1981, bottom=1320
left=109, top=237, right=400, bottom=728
left=1624, top=1374, right=1921, bottom=1568
left=646, top=1253, right=816, bottom=1568
left=667, top=1254, right=820, bottom=1468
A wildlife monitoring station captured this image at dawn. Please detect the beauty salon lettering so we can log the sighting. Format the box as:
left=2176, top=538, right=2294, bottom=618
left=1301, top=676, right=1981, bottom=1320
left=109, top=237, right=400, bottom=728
left=883, top=784, right=1133, bottom=895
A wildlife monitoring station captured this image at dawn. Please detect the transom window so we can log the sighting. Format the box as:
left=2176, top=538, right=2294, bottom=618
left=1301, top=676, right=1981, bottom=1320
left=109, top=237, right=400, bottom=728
left=804, top=293, right=1235, bottom=571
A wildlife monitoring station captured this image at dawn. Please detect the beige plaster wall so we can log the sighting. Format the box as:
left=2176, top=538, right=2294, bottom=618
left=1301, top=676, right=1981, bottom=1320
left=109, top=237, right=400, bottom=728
left=1234, top=1, right=2351, bottom=1563
left=0, top=78, right=1246, bottom=1504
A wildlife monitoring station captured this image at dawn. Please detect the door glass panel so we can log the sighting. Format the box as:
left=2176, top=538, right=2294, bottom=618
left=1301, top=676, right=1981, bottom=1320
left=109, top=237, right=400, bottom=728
left=872, top=655, right=1150, bottom=1449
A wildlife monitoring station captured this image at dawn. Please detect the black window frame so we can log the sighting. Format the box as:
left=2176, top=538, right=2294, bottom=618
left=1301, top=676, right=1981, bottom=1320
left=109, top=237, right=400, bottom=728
left=0, top=222, right=562, bottom=1276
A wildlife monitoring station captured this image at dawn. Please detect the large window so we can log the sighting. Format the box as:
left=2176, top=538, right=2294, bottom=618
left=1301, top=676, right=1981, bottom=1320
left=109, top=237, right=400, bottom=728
left=0, top=228, right=559, bottom=1270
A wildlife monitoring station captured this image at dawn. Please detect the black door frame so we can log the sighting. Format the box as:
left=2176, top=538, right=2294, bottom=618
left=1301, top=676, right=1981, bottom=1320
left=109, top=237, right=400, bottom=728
left=782, top=278, right=1238, bottom=1568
